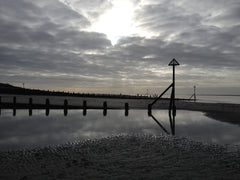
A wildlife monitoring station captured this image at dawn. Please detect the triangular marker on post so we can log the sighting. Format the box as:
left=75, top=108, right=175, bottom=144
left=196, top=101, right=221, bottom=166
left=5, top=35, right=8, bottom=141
left=168, top=58, right=180, bottom=66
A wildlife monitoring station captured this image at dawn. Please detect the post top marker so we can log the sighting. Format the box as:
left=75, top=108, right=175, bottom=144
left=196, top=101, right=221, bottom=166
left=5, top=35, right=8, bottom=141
left=168, top=58, right=180, bottom=66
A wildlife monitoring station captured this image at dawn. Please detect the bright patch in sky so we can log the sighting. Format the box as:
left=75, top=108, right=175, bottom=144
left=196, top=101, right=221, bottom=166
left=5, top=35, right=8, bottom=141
left=91, top=0, right=137, bottom=45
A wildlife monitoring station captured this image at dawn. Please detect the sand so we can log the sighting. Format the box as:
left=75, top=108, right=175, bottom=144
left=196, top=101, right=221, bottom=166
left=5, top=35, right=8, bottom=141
left=1, top=95, right=240, bottom=179
left=204, top=111, right=240, bottom=126
left=0, top=134, right=240, bottom=180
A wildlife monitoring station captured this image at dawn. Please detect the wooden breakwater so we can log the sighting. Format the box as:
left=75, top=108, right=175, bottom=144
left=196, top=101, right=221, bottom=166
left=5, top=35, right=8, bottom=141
left=0, top=97, right=132, bottom=116
left=0, top=96, right=239, bottom=117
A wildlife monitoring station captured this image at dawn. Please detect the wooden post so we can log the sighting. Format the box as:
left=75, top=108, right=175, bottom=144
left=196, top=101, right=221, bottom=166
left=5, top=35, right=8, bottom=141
left=29, top=98, right=32, bottom=116
left=83, top=100, right=87, bottom=116
left=103, top=101, right=107, bottom=116
left=168, top=58, right=179, bottom=135
left=13, top=96, right=16, bottom=116
left=125, top=103, right=129, bottom=116
left=0, top=96, right=1, bottom=115
left=148, top=104, right=152, bottom=116
left=46, top=98, right=50, bottom=116
left=64, top=99, right=68, bottom=116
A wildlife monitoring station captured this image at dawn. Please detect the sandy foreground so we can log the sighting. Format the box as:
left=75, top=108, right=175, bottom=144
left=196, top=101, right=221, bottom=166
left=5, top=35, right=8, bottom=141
left=0, top=134, right=240, bottom=180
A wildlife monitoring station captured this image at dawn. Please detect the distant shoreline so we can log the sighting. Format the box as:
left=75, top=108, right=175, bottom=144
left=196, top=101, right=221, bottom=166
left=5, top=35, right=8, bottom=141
left=198, top=94, right=240, bottom=96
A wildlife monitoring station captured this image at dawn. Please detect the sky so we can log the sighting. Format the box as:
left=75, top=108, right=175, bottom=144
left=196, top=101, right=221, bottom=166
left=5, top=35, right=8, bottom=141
left=0, top=0, right=240, bottom=95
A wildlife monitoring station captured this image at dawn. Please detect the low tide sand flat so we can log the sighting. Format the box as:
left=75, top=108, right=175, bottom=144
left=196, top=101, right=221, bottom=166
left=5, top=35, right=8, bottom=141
left=0, top=135, right=240, bottom=180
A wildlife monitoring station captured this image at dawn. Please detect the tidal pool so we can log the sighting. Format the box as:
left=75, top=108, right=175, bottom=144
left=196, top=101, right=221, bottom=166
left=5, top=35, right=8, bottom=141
left=0, top=109, right=240, bottom=150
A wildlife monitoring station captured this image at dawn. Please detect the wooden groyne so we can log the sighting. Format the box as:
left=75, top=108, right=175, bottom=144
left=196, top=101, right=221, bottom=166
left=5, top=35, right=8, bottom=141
left=0, top=96, right=131, bottom=116
left=1, top=96, right=239, bottom=116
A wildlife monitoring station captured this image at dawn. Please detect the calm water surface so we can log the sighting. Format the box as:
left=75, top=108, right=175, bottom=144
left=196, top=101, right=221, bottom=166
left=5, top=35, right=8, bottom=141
left=179, top=95, right=240, bottom=104
left=0, top=109, right=239, bottom=150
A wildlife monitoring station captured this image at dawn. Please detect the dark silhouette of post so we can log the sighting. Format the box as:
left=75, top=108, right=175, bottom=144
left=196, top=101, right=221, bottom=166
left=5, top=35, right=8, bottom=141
left=64, top=99, right=68, bottom=116
left=0, top=96, right=1, bottom=115
left=125, top=103, right=129, bottom=116
left=29, top=98, right=32, bottom=116
left=168, top=58, right=180, bottom=135
left=83, top=101, right=87, bottom=116
left=189, top=85, right=197, bottom=102
left=13, top=96, right=16, bottom=116
left=46, top=98, right=50, bottom=116
left=149, top=58, right=179, bottom=135
left=103, top=101, right=107, bottom=116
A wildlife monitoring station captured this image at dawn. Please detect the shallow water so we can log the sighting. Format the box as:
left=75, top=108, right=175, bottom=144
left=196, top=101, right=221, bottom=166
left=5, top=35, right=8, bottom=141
left=0, top=109, right=240, bottom=150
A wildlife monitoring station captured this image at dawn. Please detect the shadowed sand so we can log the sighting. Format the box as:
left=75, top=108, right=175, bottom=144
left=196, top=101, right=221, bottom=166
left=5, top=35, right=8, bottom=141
left=0, top=135, right=240, bottom=180
left=205, top=111, right=240, bottom=126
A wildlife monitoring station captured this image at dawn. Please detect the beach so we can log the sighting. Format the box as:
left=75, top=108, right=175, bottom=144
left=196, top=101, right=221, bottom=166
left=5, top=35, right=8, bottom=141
left=0, top=95, right=240, bottom=179
left=0, top=134, right=240, bottom=180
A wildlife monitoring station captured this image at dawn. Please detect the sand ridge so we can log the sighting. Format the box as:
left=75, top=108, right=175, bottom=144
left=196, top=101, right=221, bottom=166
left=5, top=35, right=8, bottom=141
left=0, top=134, right=240, bottom=179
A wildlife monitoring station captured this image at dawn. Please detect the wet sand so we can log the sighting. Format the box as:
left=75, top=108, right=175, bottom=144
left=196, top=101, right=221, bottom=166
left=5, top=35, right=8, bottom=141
left=204, top=111, right=240, bottom=126
left=0, top=135, right=240, bottom=180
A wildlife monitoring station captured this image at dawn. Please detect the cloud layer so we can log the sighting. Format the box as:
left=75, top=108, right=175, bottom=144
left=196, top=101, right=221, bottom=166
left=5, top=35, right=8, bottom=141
left=0, top=0, right=239, bottom=95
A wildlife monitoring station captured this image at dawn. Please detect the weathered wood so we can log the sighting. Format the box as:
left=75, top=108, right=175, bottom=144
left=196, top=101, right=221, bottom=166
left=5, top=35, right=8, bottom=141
left=125, top=103, right=129, bottom=116
left=0, top=96, right=1, bottom=115
left=103, top=101, right=107, bottom=116
left=13, top=97, right=16, bottom=116
left=64, top=99, right=68, bottom=116
left=83, top=100, right=87, bottom=116
left=46, top=99, right=50, bottom=116
left=29, top=98, right=32, bottom=116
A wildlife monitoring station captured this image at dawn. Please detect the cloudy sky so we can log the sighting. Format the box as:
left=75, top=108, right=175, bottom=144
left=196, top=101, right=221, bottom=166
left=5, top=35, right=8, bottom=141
left=0, top=0, right=240, bottom=95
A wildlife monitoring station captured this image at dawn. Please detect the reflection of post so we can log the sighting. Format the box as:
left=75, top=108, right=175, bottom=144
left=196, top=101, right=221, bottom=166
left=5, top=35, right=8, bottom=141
left=168, top=58, right=180, bottom=135
left=46, top=98, right=50, bottom=116
left=150, top=114, right=169, bottom=134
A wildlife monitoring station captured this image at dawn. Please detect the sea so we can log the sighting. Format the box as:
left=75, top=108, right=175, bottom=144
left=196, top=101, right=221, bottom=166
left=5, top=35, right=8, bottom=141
left=178, top=95, right=240, bottom=104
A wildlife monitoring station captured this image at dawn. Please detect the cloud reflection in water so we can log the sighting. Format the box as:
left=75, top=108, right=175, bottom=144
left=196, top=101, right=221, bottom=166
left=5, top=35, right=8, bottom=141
left=0, top=110, right=239, bottom=150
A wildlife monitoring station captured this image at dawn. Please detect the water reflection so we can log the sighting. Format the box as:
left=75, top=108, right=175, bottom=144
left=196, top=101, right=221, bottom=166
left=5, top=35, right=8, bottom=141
left=0, top=110, right=240, bottom=150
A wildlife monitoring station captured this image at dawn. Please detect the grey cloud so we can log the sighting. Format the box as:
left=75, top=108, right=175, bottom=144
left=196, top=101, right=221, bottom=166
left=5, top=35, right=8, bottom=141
left=0, top=0, right=112, bottom=86
left=0, top=0, right=90, bottom=28
left=134, top=2, right=202, bottom=38
left=132, top=0, right=240, bottom=70
left=114, top=36, right=240, bottom=69
left=0, top=0, right=239, bottom=94
left=0, top=0, right=111, bottom=50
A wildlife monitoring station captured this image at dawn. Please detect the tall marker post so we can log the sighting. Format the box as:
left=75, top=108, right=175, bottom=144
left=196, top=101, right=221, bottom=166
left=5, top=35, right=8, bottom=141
left=168, top=58, right=180, bottom=135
